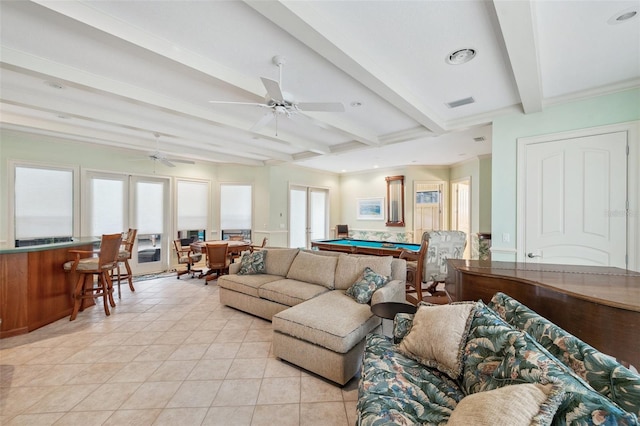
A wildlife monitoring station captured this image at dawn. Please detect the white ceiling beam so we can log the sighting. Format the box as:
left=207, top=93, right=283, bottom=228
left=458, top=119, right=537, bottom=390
left=29, top=0, right=376, bottom=148
left=0, top=113, right=265, bottom=166
left=1, top=48, right=330, bottom=155
left=492, top=0, right=543, bottom=114
left=0, top=88, right=294, bottom=162
left=246, top=0, right=446, bottom=135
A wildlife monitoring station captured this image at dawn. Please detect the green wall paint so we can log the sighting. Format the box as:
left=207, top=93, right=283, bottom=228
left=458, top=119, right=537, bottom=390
left=491, top=88, right=640, bottom=260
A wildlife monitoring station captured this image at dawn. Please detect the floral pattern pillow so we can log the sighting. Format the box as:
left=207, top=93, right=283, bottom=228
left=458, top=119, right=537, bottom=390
left=345, top=267, right=389, bottom=304
left=237, top=250, right=266, bottom=275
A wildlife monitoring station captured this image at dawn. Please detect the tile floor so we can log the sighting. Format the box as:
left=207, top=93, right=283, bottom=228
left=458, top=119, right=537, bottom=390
left=0, top=274, right=360, bottom=425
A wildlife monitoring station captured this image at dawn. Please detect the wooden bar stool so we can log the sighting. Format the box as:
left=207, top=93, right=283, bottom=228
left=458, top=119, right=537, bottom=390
left=63, top=233, right=122, bottom=320
left=113, top=228, right=137, bottom=298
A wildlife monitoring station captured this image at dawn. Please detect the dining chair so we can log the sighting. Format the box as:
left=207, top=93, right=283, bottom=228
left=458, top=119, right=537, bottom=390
left=228, top=235, right=245, bottom=241
left=250, top=237, right=268, bottom=252
left=173, top=239, right=203, bottom=279
left=204, top=242, right=230, bottom=283
left=113, top=228, right=137, bottom=299
left=400, top=237, right=428, bottom=305
left=63, top=233, right=122, bottom=320
left=336, top=225, right=349, bottom=239
left=400, top=230, right=467, bottom=305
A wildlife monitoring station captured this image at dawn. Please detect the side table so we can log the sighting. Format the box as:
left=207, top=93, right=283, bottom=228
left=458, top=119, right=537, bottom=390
left=371, top=302, right=417, bottom=319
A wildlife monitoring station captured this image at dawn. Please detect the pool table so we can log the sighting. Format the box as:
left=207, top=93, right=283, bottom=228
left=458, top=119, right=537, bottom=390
left=311, top=238, right=420, bottom=257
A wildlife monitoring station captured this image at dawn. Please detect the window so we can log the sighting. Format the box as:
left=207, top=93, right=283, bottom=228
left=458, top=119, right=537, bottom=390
left=14, top=165, right=75, bottom=246
left=177, top=179, right=209, bottom=241
left=220, top=184, right=252, bottom=239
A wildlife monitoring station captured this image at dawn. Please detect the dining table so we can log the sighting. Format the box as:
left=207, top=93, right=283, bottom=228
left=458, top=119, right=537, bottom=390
left=189, top=239, right=252, bottom=280
left=190, top=239, right=251, bottom=259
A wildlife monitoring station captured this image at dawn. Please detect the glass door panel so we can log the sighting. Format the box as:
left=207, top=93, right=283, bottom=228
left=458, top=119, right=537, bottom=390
left=289, top=186, right=307, bottom=248
left=132, top=176, right=168, bottom=273
left=309, top=189, right=327, bottom=241
left=289, top=185, right=328, bottom=248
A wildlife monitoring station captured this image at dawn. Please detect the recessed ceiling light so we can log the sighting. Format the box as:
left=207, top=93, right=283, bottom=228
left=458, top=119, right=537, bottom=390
left=350, top=101, right=362, bottom=107
left=446, top=48, right=476, bottom=65
left=373, top=165, right=379, bottom=169
left=44, top=81, right=65, bottom=89
left=341, top=169, right=346, bottom=173
left=608, top=7, right=638, bottom=24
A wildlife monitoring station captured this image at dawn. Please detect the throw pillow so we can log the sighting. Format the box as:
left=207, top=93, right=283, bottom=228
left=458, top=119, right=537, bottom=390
left=397, top=302, right=476, bottom=379
left=237, top=250, right=266, bottom=275
left=448, top=381, right=565, bottom=426
left=345, top=267, right=389, bottom=304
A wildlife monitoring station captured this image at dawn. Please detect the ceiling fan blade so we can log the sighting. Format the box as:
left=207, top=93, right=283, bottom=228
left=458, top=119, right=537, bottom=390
left=160, top=158, right=176, bottom=167
left=261, top=77, right=284, bottom=102
left=297, top=102, right=345, bottom=112
left=250, top=112, right=275, bottom=132
left=209, top=101, right=271, bottom=108
left=166, top=158, right=195, bottom=164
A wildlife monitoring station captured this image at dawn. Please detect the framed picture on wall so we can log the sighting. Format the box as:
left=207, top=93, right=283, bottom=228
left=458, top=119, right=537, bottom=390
left=357, top=197, right=384, bottom=220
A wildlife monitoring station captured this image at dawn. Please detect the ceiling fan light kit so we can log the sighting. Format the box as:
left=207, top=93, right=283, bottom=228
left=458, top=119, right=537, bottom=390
left=209, top=55, right=345, bottom=134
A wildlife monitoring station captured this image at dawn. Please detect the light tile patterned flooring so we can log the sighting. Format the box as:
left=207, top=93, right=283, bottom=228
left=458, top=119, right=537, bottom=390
left=0, top=275, right=359, bottom=425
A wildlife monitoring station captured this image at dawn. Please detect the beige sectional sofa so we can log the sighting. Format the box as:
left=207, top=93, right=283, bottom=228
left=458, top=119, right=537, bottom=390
left=218, top=248, right=406, bottom=385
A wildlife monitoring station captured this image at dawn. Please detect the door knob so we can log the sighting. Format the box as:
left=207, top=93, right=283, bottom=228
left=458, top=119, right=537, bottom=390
left=527, top=253, right=541, bottom=258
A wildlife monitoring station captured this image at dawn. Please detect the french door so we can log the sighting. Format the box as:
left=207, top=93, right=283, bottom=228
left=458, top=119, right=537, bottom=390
left=289, top=185, right=328, bottom=248
left=86, top=172, right=169, bottom=274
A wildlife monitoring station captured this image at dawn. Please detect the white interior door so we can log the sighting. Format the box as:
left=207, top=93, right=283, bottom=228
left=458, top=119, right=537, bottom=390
left=452, top=178, right=471, bottom=258
left=520, top=131, right=628, bottom=267
left=413, top=182, right=444, bottom=242
left=289, top=185, right=328, bottom=248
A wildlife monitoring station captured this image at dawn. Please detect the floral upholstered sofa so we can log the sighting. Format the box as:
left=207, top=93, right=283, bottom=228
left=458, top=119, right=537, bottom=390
left=357, top=293, right=639, bottom=425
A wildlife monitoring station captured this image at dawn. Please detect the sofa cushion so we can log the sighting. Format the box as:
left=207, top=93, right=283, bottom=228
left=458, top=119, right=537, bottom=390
left=397, top=302, right=476, bottom=380
left=258, top=279, right=329, bottom=306
left=238, top=250, right=266, bottom=275
left=334, top=254, right=393, bottom=290
left=358, top=333, right=465, bottom=426
left=217, top=274, right=283, bottom=297
left=463, top=302, right=638, bottom=425
left=264, top=248, right=299, bottom=276
left=272, top=290, right=380, bottom=354
left=345, top=267, right=389, bottom=304
left=286, top=251, right=338, bottom=289
left=448, top=381, right=565, bottom=426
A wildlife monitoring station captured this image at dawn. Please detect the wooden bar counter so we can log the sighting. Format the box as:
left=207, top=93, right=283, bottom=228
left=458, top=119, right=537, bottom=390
left=446, top=259, right=640, bottom=366
left=0, top=238, right=97, bottom=338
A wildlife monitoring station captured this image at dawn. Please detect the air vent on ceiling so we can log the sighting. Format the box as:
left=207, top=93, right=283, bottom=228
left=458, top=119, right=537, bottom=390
left=446, top=97, right=475, bottom=109
left=473, top=136, right=486, bottom=142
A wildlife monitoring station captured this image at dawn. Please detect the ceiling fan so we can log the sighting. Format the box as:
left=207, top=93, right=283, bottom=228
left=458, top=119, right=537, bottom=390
left=209, top=55, right=345, bottom=134
left=148, top=133, right=195, bottom=168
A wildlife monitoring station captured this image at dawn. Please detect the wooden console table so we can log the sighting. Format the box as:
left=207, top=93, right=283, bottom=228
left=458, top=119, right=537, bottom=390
left=0, top=238, right=97, bottom=338
left=446, top=260, right=640, bottom=366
